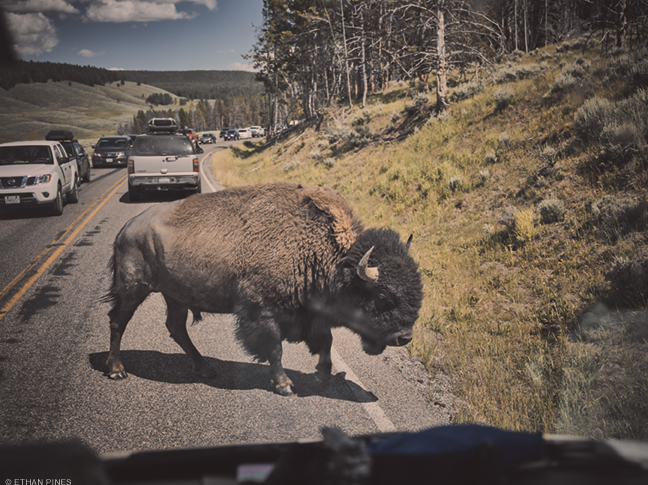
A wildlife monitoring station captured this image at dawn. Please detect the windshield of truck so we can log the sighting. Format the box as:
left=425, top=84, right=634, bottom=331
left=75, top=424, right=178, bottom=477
left=131, top=135, right=194, bottom=156
left=0, top=145, right=54, bottom=165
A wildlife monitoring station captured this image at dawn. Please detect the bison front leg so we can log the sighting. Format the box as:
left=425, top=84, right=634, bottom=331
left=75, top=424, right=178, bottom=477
left=164, top=295, right=215, bottom=379
left=314, top=331, right=333, bottom=387
left=234, top=304, right=294, bottom=396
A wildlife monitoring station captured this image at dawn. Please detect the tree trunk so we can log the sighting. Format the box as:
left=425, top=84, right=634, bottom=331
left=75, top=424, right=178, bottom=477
left=340, top=0, right=353, bottom=110
left=436, top=7, right=450, bottom=112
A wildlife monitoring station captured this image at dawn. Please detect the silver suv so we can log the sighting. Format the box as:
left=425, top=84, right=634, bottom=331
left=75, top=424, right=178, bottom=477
left=127, top=133, right=201, bottom=201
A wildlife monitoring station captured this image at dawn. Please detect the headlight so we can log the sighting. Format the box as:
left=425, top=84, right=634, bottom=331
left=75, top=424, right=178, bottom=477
left=35, top=174, right=52, bottom=184
left=116, top=152, right=125, bottom=157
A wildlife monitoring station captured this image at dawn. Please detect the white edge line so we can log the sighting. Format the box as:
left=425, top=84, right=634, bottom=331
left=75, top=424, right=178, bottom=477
left=330, top=346, right=396, bottom=433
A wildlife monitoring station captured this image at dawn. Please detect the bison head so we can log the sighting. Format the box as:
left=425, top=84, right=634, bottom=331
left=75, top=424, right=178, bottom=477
left=338, top=228, right=423, bottom=355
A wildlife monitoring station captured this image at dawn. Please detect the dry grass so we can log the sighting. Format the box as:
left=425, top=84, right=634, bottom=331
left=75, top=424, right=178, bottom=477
left=211, top=39, right=648, bottom=437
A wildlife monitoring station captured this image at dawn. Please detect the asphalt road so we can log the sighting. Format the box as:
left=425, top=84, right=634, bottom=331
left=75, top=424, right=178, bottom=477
left=0, top=142, right=453, bottom=456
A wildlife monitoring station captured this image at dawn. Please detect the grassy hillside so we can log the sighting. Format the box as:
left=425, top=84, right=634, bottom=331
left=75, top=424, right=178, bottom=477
left=0, top=80, right=182, bottom=145
left=211, top=38, right=648, bottom=438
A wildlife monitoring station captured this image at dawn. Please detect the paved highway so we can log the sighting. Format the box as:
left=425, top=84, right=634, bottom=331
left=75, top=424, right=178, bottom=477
left=0, top=142, right=452, bottom=455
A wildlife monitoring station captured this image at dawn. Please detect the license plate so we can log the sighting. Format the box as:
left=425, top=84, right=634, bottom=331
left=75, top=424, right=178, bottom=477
left=5, top=195, right=20, bottom=204
left=158, top=177, right=171, bottom=184
left=106, top=158, right=114, bottom=163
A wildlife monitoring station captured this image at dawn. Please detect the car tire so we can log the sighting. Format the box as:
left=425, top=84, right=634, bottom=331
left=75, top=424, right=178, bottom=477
left=83, top=164, right=91, bottom=183
left=49, top=185, right=64, bottom=216
left=67, top=177, right=79, bottom=203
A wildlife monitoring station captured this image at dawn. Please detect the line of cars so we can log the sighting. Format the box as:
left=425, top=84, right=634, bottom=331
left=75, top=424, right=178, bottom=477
left=0, top=121, right=255, bottom=215
left=220, top=126, right=266, bottom=141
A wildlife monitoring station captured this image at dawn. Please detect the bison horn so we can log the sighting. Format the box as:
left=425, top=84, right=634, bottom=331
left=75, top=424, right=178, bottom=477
left=357, top=246, right=379, bottom=282
left=405, top=234, right=413, bottom=252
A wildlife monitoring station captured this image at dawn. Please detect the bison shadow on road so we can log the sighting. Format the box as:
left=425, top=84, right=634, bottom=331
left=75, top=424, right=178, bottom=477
left=89, top=350, right=378, bottom=403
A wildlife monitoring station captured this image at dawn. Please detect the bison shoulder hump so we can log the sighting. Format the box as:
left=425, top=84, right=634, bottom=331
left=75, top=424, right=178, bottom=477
left=303, top=185, right=363, bottom=252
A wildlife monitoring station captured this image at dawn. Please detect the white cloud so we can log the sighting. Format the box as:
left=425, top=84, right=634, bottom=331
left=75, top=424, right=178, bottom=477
left=6, top=12, right=59, bottom=56
left=78, top=48, right=105, bottom=58
left=228, top=61, right=256, bottom=72
left=1, top=0, right=79, bottom=14
left=83, top=0, right=204, bottom=23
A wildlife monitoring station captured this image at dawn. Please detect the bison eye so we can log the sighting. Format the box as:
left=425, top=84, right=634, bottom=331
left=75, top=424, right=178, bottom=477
left=375, top=293, right=395, bottom=312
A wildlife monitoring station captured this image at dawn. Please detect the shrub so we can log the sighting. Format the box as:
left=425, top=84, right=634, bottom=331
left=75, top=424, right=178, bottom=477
left=573, top=97, right=615, bottom=141
left=589, top=195, right=648, bottom=241
left=478, top=168, right=490, bottom=185
left=514, top=208, right=536, bottom=244
left=598, top=122, right=645, bottom=165
left=448, top=175, right=464, bottom=193
left=322, top=157, right=336, bottom=168
left=498, top=131, right=510, bottom=149
left=282, top=160, right=300, bottom=172
left=606, top=256, right=648, bottom=307
left=404, top=93, right=430, bottom=113
left=538, top=198, right=566, bottom=224
left=561, top=62, right=587, bottom=79
left=485, top=151, right=498, bottom=164
left=494, top=86, right=515, bottom=110
left=550, top=73, right=578, bottom=94
left=449, top=80, right=484, bottom=102
left=628, top=58, right=648, bottom=90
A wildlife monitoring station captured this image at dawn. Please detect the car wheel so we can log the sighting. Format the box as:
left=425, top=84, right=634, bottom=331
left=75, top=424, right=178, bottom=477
left=128, top=185, right=140, bottom=202
left=49, top=185, right=64, bottom=216
left=67, top=177, right=79, bottom=203
left=83, top=163, right=91, bottom=183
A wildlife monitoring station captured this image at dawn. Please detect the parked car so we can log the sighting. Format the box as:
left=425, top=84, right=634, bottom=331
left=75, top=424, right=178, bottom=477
left=127, top=119, right=201, bottom=201
left=249, top=126, right=265, bottom=138
left=237, top=128, right=252, bottom=140
left=45, top=129, right=91, bottom=184
left=224, top=129, right=239, bottom=141
left=199, top=133, right=216, bottom=144
left=92, top=136, right=132, bottom=167
left=0, top=140, right=80, bottom=215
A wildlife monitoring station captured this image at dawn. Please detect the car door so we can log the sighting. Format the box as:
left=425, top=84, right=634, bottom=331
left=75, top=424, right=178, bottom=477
left=54, top=144, right=73, bottom=190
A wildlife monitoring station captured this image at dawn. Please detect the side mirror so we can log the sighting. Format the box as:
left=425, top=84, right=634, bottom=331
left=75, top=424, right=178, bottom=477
left=197, top=146, right=204, bottom=154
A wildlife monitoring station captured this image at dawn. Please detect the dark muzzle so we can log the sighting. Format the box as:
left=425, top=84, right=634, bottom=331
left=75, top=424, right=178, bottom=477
left=388, top=330, right=413, bottom=347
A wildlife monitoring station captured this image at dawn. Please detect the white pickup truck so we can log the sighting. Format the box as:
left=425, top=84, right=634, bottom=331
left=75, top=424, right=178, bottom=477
left=127, top=121, right=203, bottom=201
left=0, top=140, right=79, bottom=216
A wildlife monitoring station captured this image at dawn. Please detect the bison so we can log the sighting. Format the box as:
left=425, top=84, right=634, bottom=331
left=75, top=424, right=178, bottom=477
left=104, top=182, right=423, bottom=396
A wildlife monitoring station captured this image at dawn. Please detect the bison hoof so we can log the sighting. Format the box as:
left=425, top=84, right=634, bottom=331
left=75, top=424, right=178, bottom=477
left=109, top=371, right=128, bottom=380
left=276, top=384, right=295, bottom=396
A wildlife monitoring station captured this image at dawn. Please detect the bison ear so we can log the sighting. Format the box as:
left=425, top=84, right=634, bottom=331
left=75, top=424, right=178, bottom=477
left=405, top=234, right=413, bottom=252
left=357, top=246, right=379, bottom=282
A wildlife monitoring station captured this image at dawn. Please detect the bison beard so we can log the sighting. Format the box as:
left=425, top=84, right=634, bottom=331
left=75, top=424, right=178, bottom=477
left=103, top=182, right=423, bottom=396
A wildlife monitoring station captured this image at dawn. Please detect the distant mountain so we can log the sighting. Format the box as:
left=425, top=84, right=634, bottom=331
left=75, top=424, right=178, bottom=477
left=1, top=61, right=264, bottom=101
left=119, top=69, right=264, bottom=101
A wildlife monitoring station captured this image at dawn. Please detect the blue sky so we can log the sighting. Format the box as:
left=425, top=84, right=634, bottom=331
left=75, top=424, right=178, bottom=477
left=2, top=0, right=264, bottom=71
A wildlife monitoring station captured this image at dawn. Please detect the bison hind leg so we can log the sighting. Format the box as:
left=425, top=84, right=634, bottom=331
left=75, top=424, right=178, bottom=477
left=105, top=289, right=150, bottom=380
left=164, top=296, right=215, bottom=379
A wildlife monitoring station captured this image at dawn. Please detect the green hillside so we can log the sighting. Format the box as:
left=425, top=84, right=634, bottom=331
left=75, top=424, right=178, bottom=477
left=211, top=38, right=648, bottom=438
left=0, top=80, right=177, bottom=144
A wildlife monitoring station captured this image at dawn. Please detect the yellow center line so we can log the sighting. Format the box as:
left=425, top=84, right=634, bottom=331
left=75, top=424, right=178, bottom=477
left=0, top=175, right=127, bottom=321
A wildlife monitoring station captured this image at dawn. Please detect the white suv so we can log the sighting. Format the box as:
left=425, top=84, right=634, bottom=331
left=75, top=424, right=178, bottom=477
left=249, top=126, right=265, bottom=137
left=0, top=140, right=79, bottom=215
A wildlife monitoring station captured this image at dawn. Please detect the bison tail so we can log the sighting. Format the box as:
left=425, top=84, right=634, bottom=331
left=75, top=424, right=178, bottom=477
left=99, top=250, right=118, bottom=305
left=191, top=309, right=203, bottom=325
